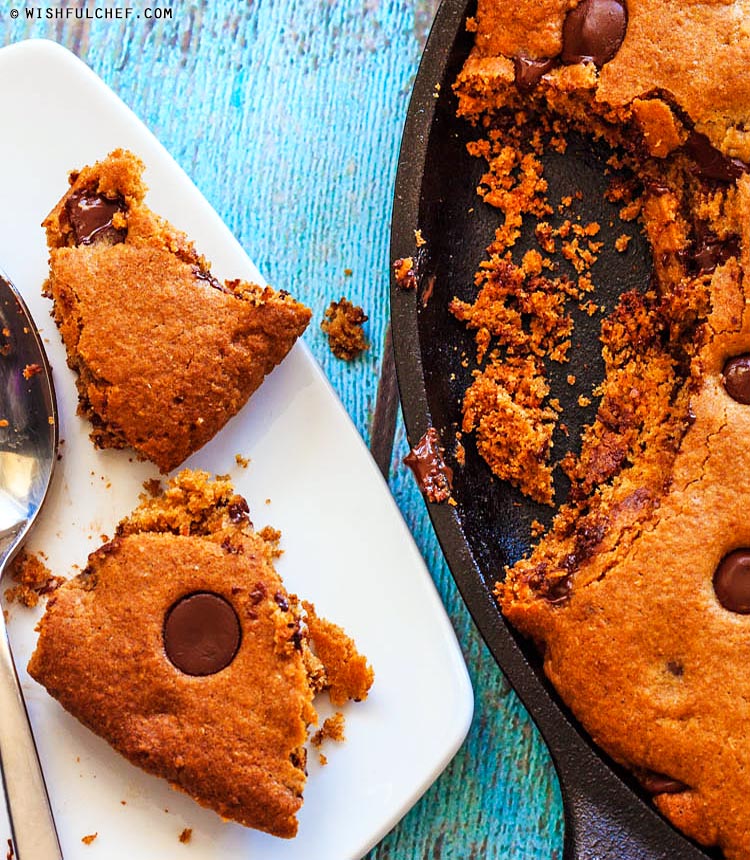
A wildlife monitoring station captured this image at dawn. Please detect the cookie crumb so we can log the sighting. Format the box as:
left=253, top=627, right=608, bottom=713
left=321, top=298, right=369, bottom=361
left=4, top=551, right=65, bottom=607
left=615, top=233, right=632, bottom=252
left=311, top=712, right=347, bottom=747
left=303, top=603, right=374, bottom=706
left=81, top=833, right=97, bottom=845
left=530, top=519, right=546, bottom=538
left=142, top=478, right=162, bottom=498
left=393, top=256, right=418, bottom=290
left=235, top=453, right=250, bottom=469
left=178, top=828, right=192, bottom=844
left=22, top=363, right=42, bottom=379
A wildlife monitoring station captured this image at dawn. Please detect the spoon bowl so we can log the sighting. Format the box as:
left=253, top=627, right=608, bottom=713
left=0, top=269, right=61, bottom=859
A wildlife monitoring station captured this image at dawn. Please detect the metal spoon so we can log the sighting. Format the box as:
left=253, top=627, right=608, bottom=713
left=0, top=271, right=62, bottom=859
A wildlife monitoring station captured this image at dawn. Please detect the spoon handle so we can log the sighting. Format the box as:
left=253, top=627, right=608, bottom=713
left=0, top=621, right=62, bottom=859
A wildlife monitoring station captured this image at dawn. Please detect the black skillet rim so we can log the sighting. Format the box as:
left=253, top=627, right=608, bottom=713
left=388, top=0, right=717, bottom=856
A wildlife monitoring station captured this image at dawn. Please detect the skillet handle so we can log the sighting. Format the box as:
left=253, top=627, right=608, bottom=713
left=553, top=738, right=709, bottom=860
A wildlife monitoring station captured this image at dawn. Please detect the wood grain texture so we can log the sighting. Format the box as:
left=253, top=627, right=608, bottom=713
left=0, top=1, right=564, bottom=856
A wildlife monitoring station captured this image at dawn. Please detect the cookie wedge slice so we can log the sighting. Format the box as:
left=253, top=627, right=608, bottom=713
left=28, top=471, right=373, bottom=837
left=43, top=149, right=311, bottom=473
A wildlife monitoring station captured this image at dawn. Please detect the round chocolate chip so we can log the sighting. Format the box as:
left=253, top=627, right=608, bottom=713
left=714, top=550, right=750, bottom=614
left=722, top=355, right=750, bottom=404
left=164, top=592, right=241, bottom=676
left=561, top=0, right=627, bottom=68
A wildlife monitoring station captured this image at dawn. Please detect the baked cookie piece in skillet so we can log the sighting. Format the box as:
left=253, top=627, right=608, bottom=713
left=452, top=2, right=750, bottom=858
left=28, top=470, right=373, bottom=837
left=43, top=149, right=311, bottom=473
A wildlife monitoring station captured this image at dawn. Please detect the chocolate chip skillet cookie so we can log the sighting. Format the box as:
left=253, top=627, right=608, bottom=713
left=452, top=2, right=750, bottom=857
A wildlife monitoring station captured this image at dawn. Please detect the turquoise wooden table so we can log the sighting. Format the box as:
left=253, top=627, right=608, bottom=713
left=0, top=1, right=563, bottom=856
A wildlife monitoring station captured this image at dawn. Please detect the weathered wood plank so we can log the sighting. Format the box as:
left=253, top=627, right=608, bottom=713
left=0, top=1, right=563, bottom=856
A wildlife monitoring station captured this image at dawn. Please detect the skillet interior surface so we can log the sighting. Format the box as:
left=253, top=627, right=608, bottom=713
left=389, top=1, right=721, bottom=857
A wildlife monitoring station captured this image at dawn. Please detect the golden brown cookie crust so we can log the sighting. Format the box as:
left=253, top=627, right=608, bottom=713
left=28, top=471, right=374, bottom=838
left=42, top=150, right=312, bottom=472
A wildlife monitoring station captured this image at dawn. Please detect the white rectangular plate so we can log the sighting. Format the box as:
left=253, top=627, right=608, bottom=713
left=0, top=39, right=473, bottom=860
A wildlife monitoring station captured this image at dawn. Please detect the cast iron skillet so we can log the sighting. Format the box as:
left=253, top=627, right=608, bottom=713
left=389, top=1, right=720, bottom=858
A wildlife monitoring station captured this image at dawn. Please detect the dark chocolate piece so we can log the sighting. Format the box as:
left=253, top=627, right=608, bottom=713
left=666, top=660, right=684, bottom=677
left=227, top=498, right=250, bottom=524
left=684, top=132, right=749, bottom=184
left=714, top=550, right=750, bottom=614
left=691, top=222, right=740, bottom=275
left=722, top=355, right=750, bottom=405
left=545, top=575, right=573, bottom=605
left=513, top=56, right=558, bottom=93
left=193, top=265, right=233, bottom=294
left=163, top=591, right=241, bottom=676
left=561, top=0, right=627, bottom=68
left=66, top=189, right=127, bottom=246
left=404, top=426, right=453, bottom=503
left=640, top=772, right=690, bottom=795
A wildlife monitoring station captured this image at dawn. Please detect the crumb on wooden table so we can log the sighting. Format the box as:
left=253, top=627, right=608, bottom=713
left=320, top=297, right=369, bottom=361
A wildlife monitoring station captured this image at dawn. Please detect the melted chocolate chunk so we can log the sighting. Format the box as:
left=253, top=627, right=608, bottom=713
left=163, top=592, right=241, bottom=676
left=714, top=550, right=750, bottom=614
left=691, top=222, right=740, bottom=275
left=640, top=771, right=689, bottom=795
left=66, top=189, right=127, bottom=246
left=193, top=266, right=232, bottom=293
left=545, top=575, right=573, bottom=605
left=666, top=660, right=684, bottom=677
left=684, top=132, right=749, bottom=183
left=722, top=355, right=750, bottom=404
left=249, top=583, right=266, bottom=604
left=513, top=56, right=558, bottom=93
left=561, top=0, right=627, bottom=68
left=227, top=498, right=250, bottom=524
left=403, top=427, right=453, bottom=503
